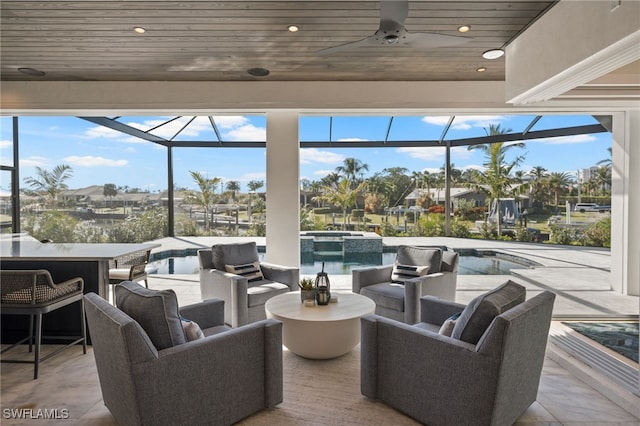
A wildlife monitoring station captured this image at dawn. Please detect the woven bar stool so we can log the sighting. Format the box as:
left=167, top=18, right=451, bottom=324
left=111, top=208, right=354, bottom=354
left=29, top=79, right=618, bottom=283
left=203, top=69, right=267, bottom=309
left=108, top=249, right=152, bottom=303
left=1, top=269, right=86, bottom=379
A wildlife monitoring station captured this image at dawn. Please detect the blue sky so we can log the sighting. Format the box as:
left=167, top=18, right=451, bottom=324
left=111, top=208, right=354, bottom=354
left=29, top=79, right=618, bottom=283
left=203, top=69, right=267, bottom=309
left=0, top=114, right=611, bottom=193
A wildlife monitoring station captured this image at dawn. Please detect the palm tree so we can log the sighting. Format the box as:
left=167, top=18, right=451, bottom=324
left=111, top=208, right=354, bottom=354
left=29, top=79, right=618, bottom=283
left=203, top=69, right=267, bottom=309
left=24, top=164, right=73, bottom=209
left=225, top=180, right=241, bottom=202
left=527, top=166, right=548, bottom=207
left=597, top=147, right=612, bottom=168
left=247, top=179, right=264, bottom=193
left=467, top=124, right=525, bottom=235
left=183, top=171, right=220, bottom=231
left=592, top=167, right=611, bottom=195
left=335, top=157, right=369, bottom=183
left=314, top=179, right=366, bottom=230
left=547, top=172, right=574, bottom=207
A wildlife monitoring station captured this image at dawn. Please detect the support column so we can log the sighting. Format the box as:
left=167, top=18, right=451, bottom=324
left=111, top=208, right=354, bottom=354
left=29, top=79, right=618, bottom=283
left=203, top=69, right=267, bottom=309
left=265, top=111, right=300, bottom=267
left=611, top=110, right=639, bottom=296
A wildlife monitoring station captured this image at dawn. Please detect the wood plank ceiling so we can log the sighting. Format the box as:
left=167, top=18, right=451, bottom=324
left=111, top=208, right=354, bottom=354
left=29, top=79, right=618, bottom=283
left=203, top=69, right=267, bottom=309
left=1, top=1, right=556, bottom=82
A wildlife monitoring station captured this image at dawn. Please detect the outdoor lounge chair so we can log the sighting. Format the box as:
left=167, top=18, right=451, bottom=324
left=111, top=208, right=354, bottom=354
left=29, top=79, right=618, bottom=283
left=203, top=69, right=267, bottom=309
left=353, top=245, right=458, bottom=324
left=198, top=242, right=299, bottom=328
left=84, top=281, right=283, bottom=426
left=360, top=281, right=556, bottom=426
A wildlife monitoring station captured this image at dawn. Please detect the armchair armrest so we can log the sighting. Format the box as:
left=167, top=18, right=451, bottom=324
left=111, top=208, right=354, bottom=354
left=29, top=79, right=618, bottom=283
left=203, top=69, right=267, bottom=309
left=419, top=295, right=466, bottom=325
left=179, top=298, right=225, bottom=329
left=200, top=269, right=249, bottom=327
left=352, top=265, right=393, bottom=293
left=260, top=262, right=299, bottom=290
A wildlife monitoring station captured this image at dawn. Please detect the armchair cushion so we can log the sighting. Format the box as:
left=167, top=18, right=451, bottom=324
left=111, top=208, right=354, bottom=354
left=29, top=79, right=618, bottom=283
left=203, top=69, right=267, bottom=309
left=247, top=281, right=291, bottom=307
left=396, top=246, right=442, bottom=274
left=451, top=280, right=525, bottom=344
left=212, top=241, right=259, bottom=271
left=360, top=282, right=405, bottom=311
left=115, top=281, right=187, bottom=350
left=225, top=261, right=264, bottom=282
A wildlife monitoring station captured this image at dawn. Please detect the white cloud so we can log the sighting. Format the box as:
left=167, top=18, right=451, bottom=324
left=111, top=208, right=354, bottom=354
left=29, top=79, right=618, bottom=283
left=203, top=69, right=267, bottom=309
left=314, top=169, right=333, bottom=177
left=237, top=172, right=266, bottom=182
left=213, top=116, right=250, bottom=129
left=397, top=147, right=445, bottom=161
left=421, top=115, right=506, bottom=131
left=64, top=156, right=128, bottom=167
left=528, top=134, right=597, bottom=145
left=336, top=137, right=368, bottom=142
left=461, top=164, right=484, bottom=171
left=300, top=148, right=345, bottom=165
left=225, top=124, right=266, bottom=141
left=84, top=125, right=125, bottom=139
left=0, top=140, right=11, bottom=149
left=20, top=156, right=48, bottom=168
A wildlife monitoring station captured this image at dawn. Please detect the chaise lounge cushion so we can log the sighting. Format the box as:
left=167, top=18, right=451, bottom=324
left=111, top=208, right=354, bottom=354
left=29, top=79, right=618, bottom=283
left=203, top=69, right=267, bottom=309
left=451, top=280, right=526, bottom=344
left=115, top=281, right=187, bottom=350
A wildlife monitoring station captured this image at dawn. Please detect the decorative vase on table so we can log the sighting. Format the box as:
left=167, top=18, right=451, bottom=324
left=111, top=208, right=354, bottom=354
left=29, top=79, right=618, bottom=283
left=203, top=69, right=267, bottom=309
left=314, top=262, right=331, bottom=305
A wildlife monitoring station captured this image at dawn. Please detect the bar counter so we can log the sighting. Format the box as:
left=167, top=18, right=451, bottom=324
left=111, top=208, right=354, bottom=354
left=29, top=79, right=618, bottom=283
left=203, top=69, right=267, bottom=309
left=1, top=239, right=159, bottom=342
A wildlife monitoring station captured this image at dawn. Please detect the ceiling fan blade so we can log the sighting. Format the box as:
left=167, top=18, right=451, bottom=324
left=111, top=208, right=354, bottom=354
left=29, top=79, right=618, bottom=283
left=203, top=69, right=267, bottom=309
left=317, top=35, right=378, bottom=56
left=404, top=32, right=471, bottom=48
left=379, top=0, right=408, bottom=31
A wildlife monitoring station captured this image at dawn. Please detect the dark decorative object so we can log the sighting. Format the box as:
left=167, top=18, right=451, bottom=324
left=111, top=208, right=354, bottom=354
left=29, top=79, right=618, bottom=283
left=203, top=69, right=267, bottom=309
left=315, top=262, right=331, bottom=305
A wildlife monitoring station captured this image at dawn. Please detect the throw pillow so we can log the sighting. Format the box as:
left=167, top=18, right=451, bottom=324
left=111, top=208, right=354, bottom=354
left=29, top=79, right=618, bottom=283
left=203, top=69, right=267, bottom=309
left=391, top=261, right=429, bottom=284
left=438, top=312, right=462, bottom=337
left=115, top=281, right=187, bottom=350
left=181, top=317, right=205, bottom=341
left=451, top=280, right=526, bottom=344
left=225, top=261, right=264, bottom=282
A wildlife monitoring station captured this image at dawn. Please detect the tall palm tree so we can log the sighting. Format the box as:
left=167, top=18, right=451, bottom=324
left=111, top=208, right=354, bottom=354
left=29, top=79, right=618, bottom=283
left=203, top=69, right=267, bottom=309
left=335, top=157, right=369, bottom=182
left=592, top=167, right=611, bottom=195
left=547, top=172, right=574, bottom=207
left=467, top=124, right=525, bottom=235
left=597, top=147, right=612, bottom=168
left=183, top=171, right=220, bottom=231
left=247, top=179, right=264, bottom=193
left=527, top=166, right=548, bottom=207
left=314, top=179, right=366, bottom=230
left=225, top=180, right=241, bottom=202
left=24, top=164, right=73, bottom=209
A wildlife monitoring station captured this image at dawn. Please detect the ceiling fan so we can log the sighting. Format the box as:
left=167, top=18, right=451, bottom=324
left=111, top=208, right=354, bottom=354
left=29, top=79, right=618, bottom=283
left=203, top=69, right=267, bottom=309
left=318, top=0, right=471, bottom=55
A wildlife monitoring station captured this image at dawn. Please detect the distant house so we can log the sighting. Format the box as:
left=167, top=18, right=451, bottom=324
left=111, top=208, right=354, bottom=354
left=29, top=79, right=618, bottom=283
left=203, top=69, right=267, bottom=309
left=405, top=187, right=487, bottom=209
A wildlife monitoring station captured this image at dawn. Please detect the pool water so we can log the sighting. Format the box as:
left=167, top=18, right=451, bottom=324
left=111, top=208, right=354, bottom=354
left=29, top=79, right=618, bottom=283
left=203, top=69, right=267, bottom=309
left=562, top=322, right=639, bottom=362
left=149, top=251, right=529, bottom=276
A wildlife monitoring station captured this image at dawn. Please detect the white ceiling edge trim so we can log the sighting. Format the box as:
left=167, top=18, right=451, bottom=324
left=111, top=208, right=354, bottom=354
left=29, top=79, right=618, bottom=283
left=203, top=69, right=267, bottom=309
left=507, top=30, right=640, bottom=105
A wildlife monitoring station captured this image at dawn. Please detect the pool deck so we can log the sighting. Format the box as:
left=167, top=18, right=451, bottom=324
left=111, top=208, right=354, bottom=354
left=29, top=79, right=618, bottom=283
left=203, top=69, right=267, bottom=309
left=145, top=236, right=638, bottom=319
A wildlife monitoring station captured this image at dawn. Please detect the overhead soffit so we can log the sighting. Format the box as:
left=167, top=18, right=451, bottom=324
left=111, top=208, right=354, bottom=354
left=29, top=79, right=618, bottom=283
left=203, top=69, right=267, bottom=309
left=0, top=1, right=556, bottom=83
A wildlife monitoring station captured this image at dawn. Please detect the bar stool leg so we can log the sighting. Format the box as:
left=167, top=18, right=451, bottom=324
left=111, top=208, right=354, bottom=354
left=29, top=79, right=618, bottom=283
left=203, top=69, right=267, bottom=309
left=28, top=315, right=34, bottom=353
left=80, top=299, right=87, bottom=354
left=34, top=314, right=42, bottom=380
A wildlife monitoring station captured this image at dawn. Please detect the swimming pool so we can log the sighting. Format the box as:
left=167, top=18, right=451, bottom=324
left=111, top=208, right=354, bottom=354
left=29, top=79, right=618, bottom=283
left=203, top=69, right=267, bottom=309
left=148, top=250, right=532, bottom=276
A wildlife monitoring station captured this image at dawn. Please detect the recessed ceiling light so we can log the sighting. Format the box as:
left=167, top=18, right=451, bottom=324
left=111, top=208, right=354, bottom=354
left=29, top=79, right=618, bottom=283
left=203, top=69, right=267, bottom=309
left=133, top=27, right=146, bottom=34
left=287, top=25, right=300, bottom=32
left=457, top=25, right=471, bottom=33
left=482, top=49, right=505, bottom=60
left=18, top=67, right=46, bottom=77
left=247, top=67, right=270, bottom=77
left=476, top=67, right=487, bottom=72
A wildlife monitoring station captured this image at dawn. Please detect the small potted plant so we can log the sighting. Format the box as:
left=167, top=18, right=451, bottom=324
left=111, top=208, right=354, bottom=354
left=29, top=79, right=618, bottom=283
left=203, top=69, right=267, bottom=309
left=299, top=277, right=315, bottom=303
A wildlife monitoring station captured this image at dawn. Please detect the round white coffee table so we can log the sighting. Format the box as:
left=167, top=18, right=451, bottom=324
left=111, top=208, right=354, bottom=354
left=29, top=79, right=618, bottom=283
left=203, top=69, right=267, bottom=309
left=265, top=291, right=375, bottom=359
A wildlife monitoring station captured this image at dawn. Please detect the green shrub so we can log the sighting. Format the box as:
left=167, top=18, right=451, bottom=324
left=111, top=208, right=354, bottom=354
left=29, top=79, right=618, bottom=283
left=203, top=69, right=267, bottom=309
left=22, top=211, right=78, bottom=243
left=583, top=217, right=611, bottom=248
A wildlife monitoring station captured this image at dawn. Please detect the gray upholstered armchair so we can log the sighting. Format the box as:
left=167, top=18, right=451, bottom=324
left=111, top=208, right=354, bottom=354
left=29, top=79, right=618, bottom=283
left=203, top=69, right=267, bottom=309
left=198, top=242, right=299, bottom=328
left=84, top=281, right=283, bottom=426
left=353, top=245, right=459, bottom=324
left=360, top=281, right=556, bottom=426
